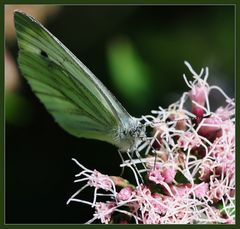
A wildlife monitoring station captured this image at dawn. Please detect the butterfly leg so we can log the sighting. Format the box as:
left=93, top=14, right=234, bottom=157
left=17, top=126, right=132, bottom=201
left=118, top=150, right=125, bottom=176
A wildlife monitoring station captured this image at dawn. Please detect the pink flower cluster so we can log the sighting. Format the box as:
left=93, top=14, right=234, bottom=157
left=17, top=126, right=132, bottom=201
left=68, top=62, right=235, bottom=224
left=148, top=163, right=176, bottom=184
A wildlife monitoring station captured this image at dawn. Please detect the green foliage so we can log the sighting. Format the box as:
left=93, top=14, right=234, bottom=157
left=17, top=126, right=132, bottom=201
left=107, top=37, right=153, bottom=109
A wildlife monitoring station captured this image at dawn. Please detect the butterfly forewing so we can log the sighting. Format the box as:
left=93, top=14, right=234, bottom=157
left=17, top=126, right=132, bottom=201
left=14, top=10, right=136, bottom=147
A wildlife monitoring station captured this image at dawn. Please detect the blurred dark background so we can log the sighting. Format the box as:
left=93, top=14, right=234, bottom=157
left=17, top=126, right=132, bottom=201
left=5, top=5, right=234, bottom=223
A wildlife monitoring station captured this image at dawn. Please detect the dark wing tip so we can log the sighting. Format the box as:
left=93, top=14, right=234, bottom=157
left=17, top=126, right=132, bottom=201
left=14, top=9, right=29, bottom=21
left=14, top=9, right=42, bottom=27
left=14, top=10, right=47, bottom=43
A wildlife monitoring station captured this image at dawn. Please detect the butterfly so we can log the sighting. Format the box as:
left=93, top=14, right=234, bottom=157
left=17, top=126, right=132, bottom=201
left=14, top=10, right=146, bottom=152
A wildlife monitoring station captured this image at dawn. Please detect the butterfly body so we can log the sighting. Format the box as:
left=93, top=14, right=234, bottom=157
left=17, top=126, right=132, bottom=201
left=14, top=10, right=146, bottom=152
left=115, top=118, right=146, bottom=152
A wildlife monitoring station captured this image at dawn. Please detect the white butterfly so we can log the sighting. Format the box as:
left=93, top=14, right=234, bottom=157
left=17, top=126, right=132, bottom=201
left=14, top=10, right=146, bottom=152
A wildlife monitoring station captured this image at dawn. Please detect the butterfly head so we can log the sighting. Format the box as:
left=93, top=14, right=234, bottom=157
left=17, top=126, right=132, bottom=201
left=117, top=118, right=146, bottom=152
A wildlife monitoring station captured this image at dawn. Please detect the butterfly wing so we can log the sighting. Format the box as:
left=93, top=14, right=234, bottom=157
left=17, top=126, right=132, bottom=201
left=14, top=10, right=137, bottom=148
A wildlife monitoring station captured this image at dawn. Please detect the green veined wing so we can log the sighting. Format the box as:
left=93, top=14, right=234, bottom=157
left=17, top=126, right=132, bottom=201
left=14, top=10, right=141, bottom=151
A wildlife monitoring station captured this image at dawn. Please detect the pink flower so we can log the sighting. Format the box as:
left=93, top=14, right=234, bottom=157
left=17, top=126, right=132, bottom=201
left=194, top=182, right=208, bottom=198
left=143, top=211, right=162, bottom=224
left=189, top=85, right=208, bottom=117
left=148, top=170, right=164, bottom=184
left=95, top=201, right=116, bottom=224
left=148, top=169, right=164, bottom=184
left=117, top=186, right=133, bottom=201
left=164, top=184, right=192, bottom=196
left=161, top=167, right=176, bottom=183
left=210, top=143, right=225, bottom=159
left=198, top=116, right=222, bottom=141
left=135, top=185, right=152, bottom=197
left=88, top=170, right=113, bottom=191
left=68, top=62, right=235, bottom=224
left=148, top=163, right=176, bottom=184
left=168, top=111, right=187, bottom=131
left=208, top=180, right=225, bottom=202
left=177, top=132, right=201, bottom=150
left=151, top=193, right=168, bottom=215
left=215, top=106, right=234, bottom=121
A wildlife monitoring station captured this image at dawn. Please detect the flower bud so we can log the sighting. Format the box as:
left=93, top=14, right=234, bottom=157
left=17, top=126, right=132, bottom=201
left=189, top=85, right=207, bottom=117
